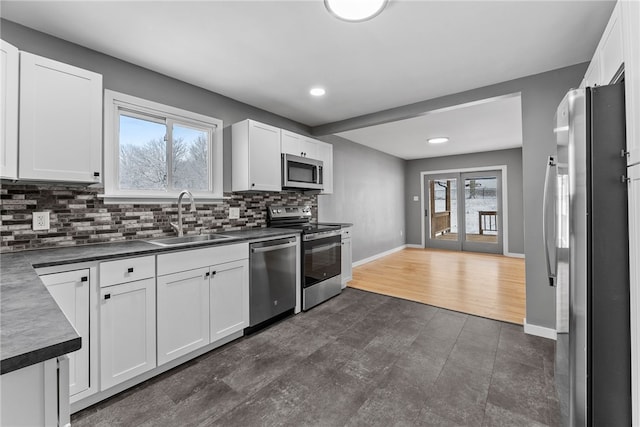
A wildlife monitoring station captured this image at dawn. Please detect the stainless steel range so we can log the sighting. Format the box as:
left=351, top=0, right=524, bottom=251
left=268, top=206, right=342, bottom=311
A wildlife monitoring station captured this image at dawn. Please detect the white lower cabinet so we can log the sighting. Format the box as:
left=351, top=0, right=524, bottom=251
left=100, top=278, right=156, bottom=390
left=39, top=270, right=90, bottom=398
left=341, top=227, right=353, bottom=287
left=157, top=244, right=250, bottom=356
left=157, top=267, right=211, bottom=365
left=1, top=357, right=69, bottom=427
left=210, top=259, right=249, bottom=342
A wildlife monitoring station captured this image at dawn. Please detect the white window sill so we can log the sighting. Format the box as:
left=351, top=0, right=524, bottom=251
left=98, top=193, right=230, bottom=205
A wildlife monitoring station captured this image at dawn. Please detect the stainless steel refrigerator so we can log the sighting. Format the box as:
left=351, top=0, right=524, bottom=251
left=544, top=81, right=630, bottom=426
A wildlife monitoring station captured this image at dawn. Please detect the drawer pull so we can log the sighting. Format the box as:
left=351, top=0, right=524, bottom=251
left=127, top=267, right=134, bottom=273
left=81, top=276, right=88, bottom=282
left=104, top=294, right=111, bottom=300
left=205, top=272, right=210, bottom=278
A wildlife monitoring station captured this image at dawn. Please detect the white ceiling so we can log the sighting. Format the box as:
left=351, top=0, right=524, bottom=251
left=0, top=0, right=614, bottom=158
left=337, top=94, right=523, bottom=160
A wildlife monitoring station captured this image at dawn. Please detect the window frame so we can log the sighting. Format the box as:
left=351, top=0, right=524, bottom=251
left=103, top=90, right=223, bottom=203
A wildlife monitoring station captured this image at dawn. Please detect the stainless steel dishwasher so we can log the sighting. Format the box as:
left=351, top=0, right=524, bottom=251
left=248, top=236, right=297, bottom=330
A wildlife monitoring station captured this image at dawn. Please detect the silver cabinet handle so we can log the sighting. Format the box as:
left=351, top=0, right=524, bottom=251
left=251, top=241, right=296, bottom=253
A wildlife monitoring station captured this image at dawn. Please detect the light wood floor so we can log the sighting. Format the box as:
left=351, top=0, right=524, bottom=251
left=349, top=248, right=526, bottom=325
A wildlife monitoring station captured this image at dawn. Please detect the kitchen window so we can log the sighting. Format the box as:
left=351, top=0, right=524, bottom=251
left=103, top=90, right=223, bottom=202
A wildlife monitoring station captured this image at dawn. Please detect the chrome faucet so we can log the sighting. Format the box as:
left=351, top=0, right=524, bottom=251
left=171, top=190, right=196, bottom=237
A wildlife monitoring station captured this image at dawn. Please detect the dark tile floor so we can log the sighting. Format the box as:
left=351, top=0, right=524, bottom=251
left=72, top=288, right=561, bottom=426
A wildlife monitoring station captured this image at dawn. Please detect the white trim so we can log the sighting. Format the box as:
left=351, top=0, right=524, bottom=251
left=352, top=245, right=407, bottom=267
left=405, top=244, right=423, bottom=249
left=103, top=90, right=224, bottom=201
left=505, top=252, right=525, bottom=259
left=419, top=165, right=509, bottom=254
left=523, top=318, right=557, bottom=340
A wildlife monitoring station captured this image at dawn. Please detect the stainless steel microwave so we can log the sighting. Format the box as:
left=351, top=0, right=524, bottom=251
left=282, top=153, right=324, bottom=190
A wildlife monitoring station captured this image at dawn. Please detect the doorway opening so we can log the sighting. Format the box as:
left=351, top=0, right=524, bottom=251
left=421, top=166, right=507, bottom=254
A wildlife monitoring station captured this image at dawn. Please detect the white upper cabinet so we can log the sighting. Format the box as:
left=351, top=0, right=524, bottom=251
left=19, top=52, right=102, bottom=182
left=599, top=3, right=624, bottom=85
left=583, top=55, right=602, bottom=88
left=0, top=40, right=19, bottom=180
left=232, top=119, right=282, bottom=192
left=281, top=130, right=319, bottom=159
left=317, top=141, right=333, bottom=194
left=621, top=0, right=640, bottom=165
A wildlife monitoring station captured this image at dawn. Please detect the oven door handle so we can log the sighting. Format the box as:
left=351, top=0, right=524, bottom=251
left=252, top=241, right=297, bottom=254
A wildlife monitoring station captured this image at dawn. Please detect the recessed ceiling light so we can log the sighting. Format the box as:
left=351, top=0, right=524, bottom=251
left=427, top=137, right=449, bottom=144
left=310, top=87, right=326, bottom=97
left=325, top=0, right=388, bottom=22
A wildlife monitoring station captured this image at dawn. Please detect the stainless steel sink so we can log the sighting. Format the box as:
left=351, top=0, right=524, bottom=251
left=146, top=234, right=235, bottom=247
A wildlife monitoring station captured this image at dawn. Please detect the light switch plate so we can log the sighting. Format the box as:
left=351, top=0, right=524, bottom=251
left=33, top=211, right=50, bottom=231
left=229, top=207, right=240, bottom=220
left=413, top=196, right=419, bottom=201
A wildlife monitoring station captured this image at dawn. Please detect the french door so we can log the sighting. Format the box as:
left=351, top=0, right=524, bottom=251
left=424, top=170, right=503, bottom=254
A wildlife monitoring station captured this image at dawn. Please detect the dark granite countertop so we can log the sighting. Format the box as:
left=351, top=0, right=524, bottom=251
left=0, top=227, right=299, bottom=375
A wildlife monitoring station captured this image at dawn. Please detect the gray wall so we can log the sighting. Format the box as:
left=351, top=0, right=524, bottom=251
left=314, top=64, right=588, bottom=330
left=405, top=148, right=524, bottom=254
left=317, top=135, right=406, bottom=263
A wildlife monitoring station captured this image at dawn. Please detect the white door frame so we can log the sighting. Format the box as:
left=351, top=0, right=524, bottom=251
left=420, top=165, right=516, bottom=256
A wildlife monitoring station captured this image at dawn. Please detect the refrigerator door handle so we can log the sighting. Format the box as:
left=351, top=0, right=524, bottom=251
left=543, top=156, right=556, bottom=286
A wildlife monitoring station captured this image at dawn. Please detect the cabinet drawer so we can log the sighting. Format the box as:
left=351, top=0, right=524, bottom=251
left=100, top=256, right=155, bottom=287
left=157, top=243, right=248, bottom=276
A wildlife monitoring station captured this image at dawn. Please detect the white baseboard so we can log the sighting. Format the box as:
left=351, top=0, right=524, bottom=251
left=353, top=245, right=407, bottom=267
left=405, top=244, right=423, bottom=249
left=523, top=318, right=557, bottom=340
left=505, top=252, right=525, bottom=258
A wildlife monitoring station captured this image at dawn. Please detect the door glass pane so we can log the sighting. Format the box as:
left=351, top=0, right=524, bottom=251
left=172, top=124, right=209, bottom=191
left=429, top=179, right=458, bottom=241
left=464, top=176, right=498, bottom=243
left=119, top=114, right=167, bottom=190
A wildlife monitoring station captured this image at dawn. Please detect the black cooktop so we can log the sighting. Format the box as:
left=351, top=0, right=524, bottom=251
left=267, top=205, right=341, bottom=235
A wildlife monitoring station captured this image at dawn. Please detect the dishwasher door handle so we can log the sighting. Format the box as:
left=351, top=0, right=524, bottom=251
left=251, top=241, right=297, bottom=254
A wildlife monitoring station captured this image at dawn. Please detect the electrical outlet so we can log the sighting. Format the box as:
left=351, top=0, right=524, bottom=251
left=413, top=196, right=419, bottom=202
left=229, top=207, right=240, bottom=220
left=33, top=211, right=50, bottom=231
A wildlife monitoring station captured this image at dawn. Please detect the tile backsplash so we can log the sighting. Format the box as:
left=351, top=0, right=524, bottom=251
left=0, top=183, right=317, bottom=252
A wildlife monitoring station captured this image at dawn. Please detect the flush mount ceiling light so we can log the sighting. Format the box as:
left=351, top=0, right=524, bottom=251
left=427, top=137, right=449, bottom=144
left=310, top=87, right=326, bottom=96
left=325, top=0, right=388, bottom=22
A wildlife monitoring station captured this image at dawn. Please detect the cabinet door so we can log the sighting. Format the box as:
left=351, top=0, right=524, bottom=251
left=0, top=359, right=59, bottom=427
left=0, top=40, right=18, bottom=179
left=281, top=130, right=306, bottom=157
left=248, top=120, right=281, bottom=191
left=210, top=259, right=249, bottom=342
left=19, top=52, right=102, bottom=182
left=157, top=267, right=210, bottom=365
left=584, top=55, right=601, bottom=87
left=318, top=141, right=333, bottom=194
left=599, top=4, right=623, bottom=85
left=621, top=0, right=640, bottom=165
left=100, top=278, right=156, bottom=390
left=341, top=237, right=352, bottom=287
left=40, top=269, right=90, bottom=397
